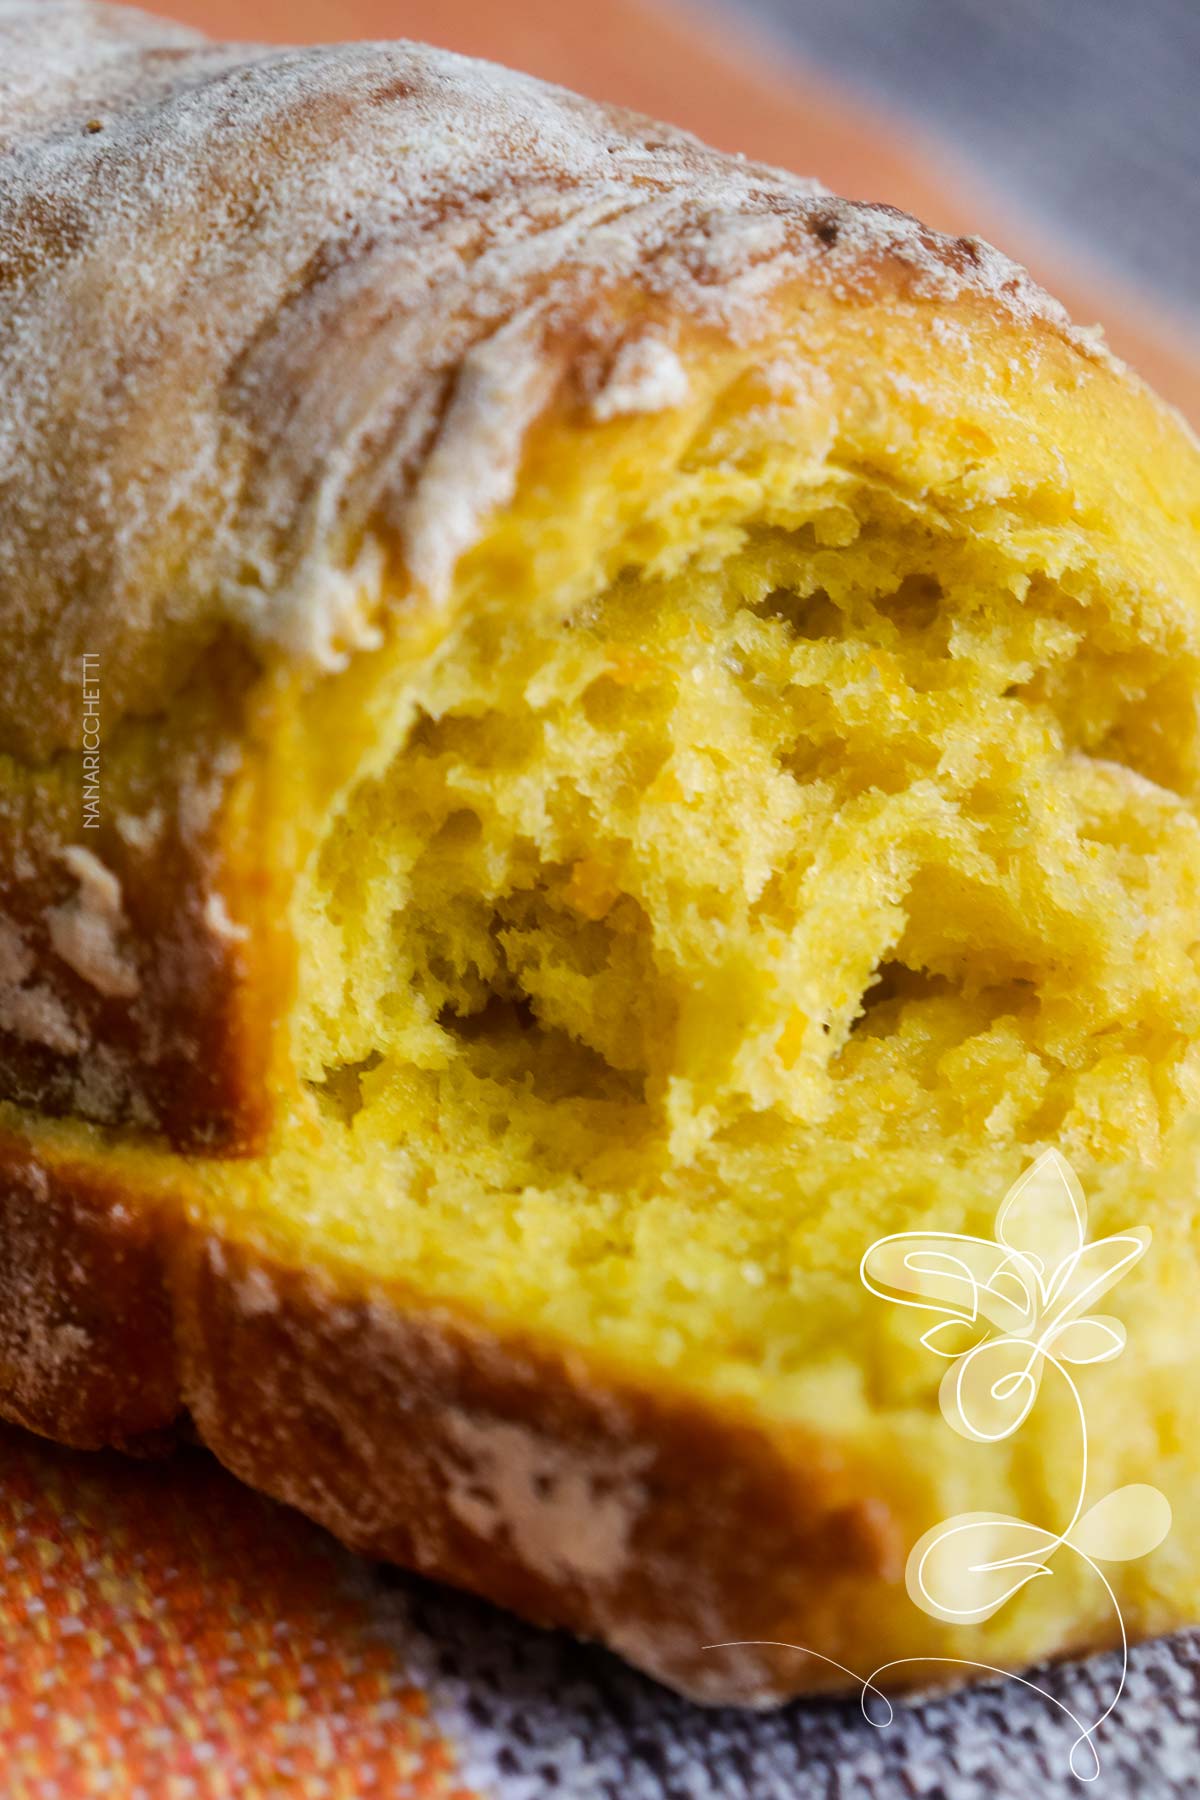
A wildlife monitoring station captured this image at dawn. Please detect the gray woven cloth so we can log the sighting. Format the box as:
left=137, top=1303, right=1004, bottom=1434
left=732, top=0, right=1200, bottom=319
left=6, top=1413, right=1193, bottom=1798
left=378, top=1567, right=1198, bottom=1798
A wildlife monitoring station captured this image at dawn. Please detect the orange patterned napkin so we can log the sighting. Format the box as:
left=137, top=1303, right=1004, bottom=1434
left=0, top=1426, right=475, bottom=1798
left=6, top=1418, right=1200, bottom=1799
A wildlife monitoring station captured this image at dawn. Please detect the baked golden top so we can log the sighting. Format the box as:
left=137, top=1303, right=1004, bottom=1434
left=1, top=0, right=1114, bottom=764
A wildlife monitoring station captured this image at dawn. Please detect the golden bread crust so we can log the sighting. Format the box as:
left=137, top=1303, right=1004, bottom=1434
left=0, top=632, right=281, bottom=1150
left=0, top=0, right=1098, bottom=768
left=0, top=1123, right=1126, bottom=1704
left=4, top=3, right=1200, bottom=1709
left=0, top=2, right=1177, bottom=1150
left=0, top=1130, right=176, bottom=1448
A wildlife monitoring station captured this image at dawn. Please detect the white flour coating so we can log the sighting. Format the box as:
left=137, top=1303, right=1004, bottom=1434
left=591, top=335, right=691, bottom=422
left=0, top=2, right=1113, bottom=763
left=69, top=1042, right=148, bottom=1123
left=0, top=1160, right=95, bottom=1413
left=114, top=806, right=166, bottom=852
left=0, top=918, right=33, bottom=988
left=0, top=980, right=86, bottom=1056
left=203, top=890, right=250, bottom=945
left=176, top=744, right=245, bottom=844
left=0, top=914, right=86, bottom=1053
left=444, top=1414, right=650, bottom=1586
left=235, top=1265, right=281, bottom=1317
left=47, top=844, right=140, bottom=1000
left=399, top=316, right=559, bottom=603
left=283, top=535, right=388, bottom=672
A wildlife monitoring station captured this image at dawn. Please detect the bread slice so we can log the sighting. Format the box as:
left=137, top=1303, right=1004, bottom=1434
left=3, top=3, right=1200, bottom=1705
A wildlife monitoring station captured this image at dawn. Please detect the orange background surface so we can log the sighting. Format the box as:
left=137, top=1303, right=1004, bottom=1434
left=1, top=1426, right=478, bottom=1798
left=152, top=0, right=1200, bottom=423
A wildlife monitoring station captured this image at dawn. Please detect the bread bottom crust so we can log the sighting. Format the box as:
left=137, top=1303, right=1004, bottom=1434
left=0, top=1131, right=1130, bottom=1705
left=0, top=1136, right=177, bottom=1450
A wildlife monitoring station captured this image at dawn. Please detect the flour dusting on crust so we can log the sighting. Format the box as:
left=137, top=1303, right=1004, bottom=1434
left=591, top=335, right=691, bottom=422
left=399, top=316, right=559, bottom=604
left=0, top=918, right=33, bottom=988
left=0, top=1, right=1115, bottom=760
left=203, top=890, right=250, bottom=946
left=47, top=845, right=140, bottom=999
left=445, top=1414, right=650, bottom=1586
left=0, top=914, right=86, bottom=1053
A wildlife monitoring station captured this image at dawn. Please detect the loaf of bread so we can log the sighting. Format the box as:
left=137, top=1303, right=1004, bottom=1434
left=3, top=0, right=1200, bottom=1707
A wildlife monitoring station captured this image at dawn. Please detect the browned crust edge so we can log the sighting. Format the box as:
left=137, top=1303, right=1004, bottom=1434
left=0, top=1132, right=1135, bottom=1705
left=0, top=1134, right=178, bottom=1448
left=0, top=628, right=291, bottom=1157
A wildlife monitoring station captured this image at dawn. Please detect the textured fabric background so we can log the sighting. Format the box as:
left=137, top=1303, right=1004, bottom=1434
left=4, top=3, right=1200, bottom=1795
left=4, top=1423, right=1200, bottom=1798
left=736, top=0, right=1200, bottom=319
